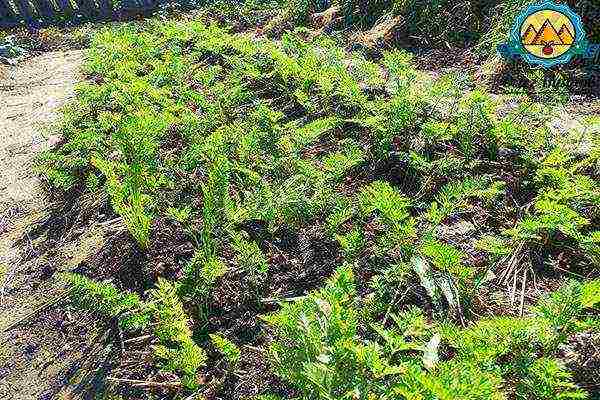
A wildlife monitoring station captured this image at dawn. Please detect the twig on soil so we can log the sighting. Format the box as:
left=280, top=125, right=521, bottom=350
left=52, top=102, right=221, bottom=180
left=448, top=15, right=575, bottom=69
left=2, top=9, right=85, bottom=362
left=499, top=240, right=525, bottom=285
left=25, top=230, right=37, bottom=257
left=183, top=391, right=207, bottom=400
left=510, top=267, right=519, bottom=306
left=243, top=345, right=265, bottom=353
left=106, top=376, right=182, bottom=389
left=260, top=295, right=306, bottom=304
left=489, top=282, right=538, bottom=303
left=123, top=350, right=152, bottom=355
left=123, top=334, right=152, bottom=344
left=98, top=217, right=125, bottom=230
left=112, top=316, right=125, bottom=356
left=529, top=265, right=537, bottom=291
left=454, top=286, right=466, bottom=328
left=551, top=263, right=585, bottom=279
left=382, top=287, right=410, bottom=326
left=581, top=383, right=600, bottom=389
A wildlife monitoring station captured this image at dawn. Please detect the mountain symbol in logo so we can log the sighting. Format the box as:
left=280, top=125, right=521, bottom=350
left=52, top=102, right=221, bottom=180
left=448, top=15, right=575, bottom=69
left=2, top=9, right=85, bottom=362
left=522, top=19, right=574, bottom=46
left=532, top=19, right=562, bottom=44
left=557, top=24, right=575, bottom=45
left=522, top=24, right=538, bottom=44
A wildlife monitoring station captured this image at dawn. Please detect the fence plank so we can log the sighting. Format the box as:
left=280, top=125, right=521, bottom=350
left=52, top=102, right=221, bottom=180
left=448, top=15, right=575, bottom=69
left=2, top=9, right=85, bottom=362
left=13, top=0, right=38, bottom=26
left=0, top=20, right=19, bottom=27
left=53, top=0, right=71, bottom=15
left=0, top=0, right=17, bottom=22
left=72, top=0, right=90, bottom=18
left=0, top=0, right=166, bottom=29
left=78, top=0, right=101, bottom=18
left=96, top=0, right=110, bottom=18
left=35, top=0, right=57, bottom=21
left=121, top=0, right=154, bottom=11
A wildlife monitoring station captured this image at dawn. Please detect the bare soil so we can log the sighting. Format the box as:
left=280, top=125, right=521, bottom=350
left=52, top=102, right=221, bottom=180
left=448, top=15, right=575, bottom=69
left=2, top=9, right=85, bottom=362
left=0, top=50, right=115, bottom=400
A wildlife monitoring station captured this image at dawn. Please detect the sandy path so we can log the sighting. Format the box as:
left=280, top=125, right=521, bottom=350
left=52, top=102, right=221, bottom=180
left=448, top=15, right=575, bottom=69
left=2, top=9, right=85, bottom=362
left=0, top=50, right=109, bottom=400
left=1, top=50, right=84, bottom=213
left=1, top=49, right=84, bottom=329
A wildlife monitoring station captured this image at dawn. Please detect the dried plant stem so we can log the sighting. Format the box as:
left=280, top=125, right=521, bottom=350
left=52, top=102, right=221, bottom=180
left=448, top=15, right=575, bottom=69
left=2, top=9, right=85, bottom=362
left=106, top=376, right=181, bottom=389
left=123, top=334, right=152, bottom=344
left=519, top=268, right=527, bottom=317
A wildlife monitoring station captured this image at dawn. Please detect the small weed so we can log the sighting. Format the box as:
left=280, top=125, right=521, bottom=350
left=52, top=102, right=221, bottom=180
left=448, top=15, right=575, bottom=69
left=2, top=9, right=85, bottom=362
left=63, top=273, right=150, bottom=331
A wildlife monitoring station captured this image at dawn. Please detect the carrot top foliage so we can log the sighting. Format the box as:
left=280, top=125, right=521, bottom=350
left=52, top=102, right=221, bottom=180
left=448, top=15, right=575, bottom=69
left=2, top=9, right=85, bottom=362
left=41, top=12, right=600, bottom=400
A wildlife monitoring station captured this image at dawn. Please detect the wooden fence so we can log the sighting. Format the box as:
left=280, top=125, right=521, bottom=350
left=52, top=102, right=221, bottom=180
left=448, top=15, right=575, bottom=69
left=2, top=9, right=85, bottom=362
left=0, top=0, right=172, bottom=29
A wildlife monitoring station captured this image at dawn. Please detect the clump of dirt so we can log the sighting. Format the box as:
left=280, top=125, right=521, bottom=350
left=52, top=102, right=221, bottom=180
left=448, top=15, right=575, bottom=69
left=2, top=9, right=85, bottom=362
left=203, top=223, right=342, bottom=342
left=146, top=218, right=196, bottom=282
left=202, top=345, right=298, bottom=400
left=78, top=230, right=150, bottom=293
left=77, top=217, right=197, bottom=293
left=559, top=331, right=600, bottom=392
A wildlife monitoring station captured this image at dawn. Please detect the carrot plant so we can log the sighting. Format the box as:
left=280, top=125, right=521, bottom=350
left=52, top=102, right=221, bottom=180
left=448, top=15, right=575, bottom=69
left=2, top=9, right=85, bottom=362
left=149, top=278, right=207, bottom=390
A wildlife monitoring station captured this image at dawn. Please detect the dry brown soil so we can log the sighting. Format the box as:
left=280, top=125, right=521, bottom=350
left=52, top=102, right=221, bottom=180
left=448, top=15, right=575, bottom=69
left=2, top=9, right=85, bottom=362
left=0, top=50, right=113, bottom=400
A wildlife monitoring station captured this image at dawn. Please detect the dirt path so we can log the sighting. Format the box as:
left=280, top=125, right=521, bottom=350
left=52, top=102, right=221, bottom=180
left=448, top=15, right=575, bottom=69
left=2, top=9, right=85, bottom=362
left=0, top=50, right=113, bottom=400
left=1, top=50, right=84, bottom=212
left=1, top=49, right=83, bottom=329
